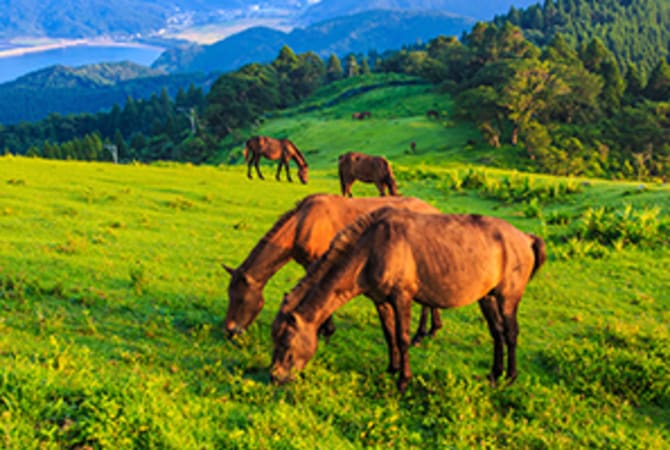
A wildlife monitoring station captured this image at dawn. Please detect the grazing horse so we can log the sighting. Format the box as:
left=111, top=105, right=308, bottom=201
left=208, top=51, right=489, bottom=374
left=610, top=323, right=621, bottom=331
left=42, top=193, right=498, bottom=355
left=244, top=136, right=308, bottom=184
left=222, top=194, right=443, bottom=343
left=271, top=207, right=546, bottom=392
left=352, top=111, right=371, bottom=120
left=426, top=109, right=440, bottom=119
left=338, top=152, right=398, bottom=197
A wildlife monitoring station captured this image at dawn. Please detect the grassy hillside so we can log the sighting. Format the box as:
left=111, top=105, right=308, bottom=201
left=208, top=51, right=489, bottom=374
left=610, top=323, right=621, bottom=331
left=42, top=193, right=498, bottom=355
left=1, top=79, right=669, bottom=447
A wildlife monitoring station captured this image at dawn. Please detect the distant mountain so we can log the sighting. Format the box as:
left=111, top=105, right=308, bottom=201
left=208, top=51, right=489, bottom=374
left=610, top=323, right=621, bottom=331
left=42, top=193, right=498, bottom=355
left=0, top=61, right=213, bottom=123
left=10, top=62, right=165, bottom=89
left=0, top=0, right=303, bottom=39
left=0, top=1, right=539, bottom=40
left=153, top=10, right=476, bottom=73
left=300, top=0, right=542, bottom=24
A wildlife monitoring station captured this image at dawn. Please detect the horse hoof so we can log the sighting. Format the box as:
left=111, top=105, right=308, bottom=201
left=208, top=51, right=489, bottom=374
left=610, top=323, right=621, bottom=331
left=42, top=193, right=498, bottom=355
left=411, top=335, right=425, bottom=347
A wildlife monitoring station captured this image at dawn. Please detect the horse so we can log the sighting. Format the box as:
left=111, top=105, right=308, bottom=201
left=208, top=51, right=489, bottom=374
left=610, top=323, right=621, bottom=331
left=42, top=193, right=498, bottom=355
left=244, top=136, right=308, bottom=184
left=338, top=152, right=398, bottom=197
left=352, top=111, right=371, bottom=120
left=426, top=109, right=440, bottom=119
left=222, top=194, right=443, bottom=344
left=271, top=207, right=546, bottom=392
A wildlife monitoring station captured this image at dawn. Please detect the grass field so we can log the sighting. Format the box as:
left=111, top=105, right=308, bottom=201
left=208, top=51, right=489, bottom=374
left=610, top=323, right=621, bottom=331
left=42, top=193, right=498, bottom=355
left=1, top=76, right=669, bottom=448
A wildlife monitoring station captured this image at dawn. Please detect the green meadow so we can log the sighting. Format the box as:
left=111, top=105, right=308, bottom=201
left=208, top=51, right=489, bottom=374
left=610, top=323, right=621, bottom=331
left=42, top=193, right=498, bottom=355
left=1, top=78, right=669, bottom=448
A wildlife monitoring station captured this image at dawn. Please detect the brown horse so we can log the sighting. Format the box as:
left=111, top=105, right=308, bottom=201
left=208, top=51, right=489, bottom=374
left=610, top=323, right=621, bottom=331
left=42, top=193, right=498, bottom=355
left=244, top=136, right=308, bottom=184
left=426, top=109, right=440, bottom=119
left=271, top=207, right=546, bottom=392
left=352, top=111, right=371, bottom=120
left=223, top=194, right=443, bottom=343
left=338, top=152, right=398, bottom=197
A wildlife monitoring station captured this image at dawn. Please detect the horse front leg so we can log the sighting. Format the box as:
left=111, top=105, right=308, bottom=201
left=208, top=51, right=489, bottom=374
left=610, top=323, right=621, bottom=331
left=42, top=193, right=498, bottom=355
left=284, top=158, right=292, bottom=182
left=374, top=181, right=386, bottom=197
left=390, top=291, right=413, bottom=393
left=478, top=295, right=504, bottom=385
left=275, top=159, right=284, bottom=181
left=375, top=302, right=399, bottom=373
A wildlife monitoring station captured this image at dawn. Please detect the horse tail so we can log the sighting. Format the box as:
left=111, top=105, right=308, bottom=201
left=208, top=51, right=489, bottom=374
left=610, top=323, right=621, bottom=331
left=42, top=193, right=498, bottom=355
left=243, top=138, right=253, bottom=162
left=529, top=234, right=547, bottom=279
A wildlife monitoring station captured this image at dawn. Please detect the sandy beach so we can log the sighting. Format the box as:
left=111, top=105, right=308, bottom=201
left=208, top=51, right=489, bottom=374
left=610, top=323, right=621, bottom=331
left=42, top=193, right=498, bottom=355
left=0, top=38, right=163, bottom=59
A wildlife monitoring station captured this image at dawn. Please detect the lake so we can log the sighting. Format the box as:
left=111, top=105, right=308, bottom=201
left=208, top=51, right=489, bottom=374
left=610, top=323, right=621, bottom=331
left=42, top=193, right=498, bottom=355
left=0, top=44, right=164, bottom=84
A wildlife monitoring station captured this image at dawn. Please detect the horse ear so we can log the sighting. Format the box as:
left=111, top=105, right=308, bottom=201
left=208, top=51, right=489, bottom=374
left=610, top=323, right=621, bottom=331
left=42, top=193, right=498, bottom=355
left=221, top=264, right=236, bottom=276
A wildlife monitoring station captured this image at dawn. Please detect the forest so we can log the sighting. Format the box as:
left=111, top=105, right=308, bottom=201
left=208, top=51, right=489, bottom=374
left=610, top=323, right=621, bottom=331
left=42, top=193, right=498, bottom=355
left=1, top=0, right=669, bottom=180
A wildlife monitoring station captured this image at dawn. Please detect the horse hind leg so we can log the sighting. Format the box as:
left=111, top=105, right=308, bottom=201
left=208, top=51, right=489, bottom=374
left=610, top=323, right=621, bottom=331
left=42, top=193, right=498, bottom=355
left=411, top=305, right=430, bottom=346
left=502, top=303, right=520, bottom=383
left=478, top=295, right=504, bottom=385
left=247, top=155, right=254, bottom=179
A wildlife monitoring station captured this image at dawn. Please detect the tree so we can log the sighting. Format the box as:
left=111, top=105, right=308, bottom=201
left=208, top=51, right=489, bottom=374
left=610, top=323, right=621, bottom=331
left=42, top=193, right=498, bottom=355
left=345, top=54, right=360, bottom=77
left=326, top=54, right=343, bottom=83
left=644, top=60, right=670, bottom=101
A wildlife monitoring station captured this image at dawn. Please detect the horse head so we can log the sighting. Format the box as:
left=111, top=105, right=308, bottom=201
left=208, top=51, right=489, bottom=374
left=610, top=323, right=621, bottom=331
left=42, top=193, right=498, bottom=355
left=298, top=165, right=309, bottom=184
left=222, top=264, right=265, bottom=338
left=270, top=308, right=318, bottom=384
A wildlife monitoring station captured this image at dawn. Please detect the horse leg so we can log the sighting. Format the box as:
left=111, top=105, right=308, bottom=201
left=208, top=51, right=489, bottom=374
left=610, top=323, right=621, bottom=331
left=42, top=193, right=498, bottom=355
left=275, top=159, right=283, bottom=181
left=390, top=291, right=413, bottom=393
left=502, top=302, right=520, bottom=383
left=375, top=302, right=399, bottom=373
left=344, top=180, right=354, bottom=197
left=317, top=315, right=336, bottom=342
left=429, top=307, right=443, bottom=337
left=374, top=181, right=386, bottom=197
left=247, top=155, right=254, bottom=179
left=284, top=157, right=292, bottom=182
left=254, top=154, right=264, bottom=180
left=478, top=295, right=504, bottom=385
left=411, top=305, right=430, bottom=346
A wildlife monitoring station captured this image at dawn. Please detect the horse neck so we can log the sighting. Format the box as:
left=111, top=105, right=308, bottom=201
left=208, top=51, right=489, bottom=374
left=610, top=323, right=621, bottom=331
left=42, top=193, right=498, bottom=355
left=238, top=210, right=299, bottom=284
left=285, top=212, right=380, bottom=327
left=288, top=145, right=307, bottom=168
left=294, top=253, right=366, bottom=327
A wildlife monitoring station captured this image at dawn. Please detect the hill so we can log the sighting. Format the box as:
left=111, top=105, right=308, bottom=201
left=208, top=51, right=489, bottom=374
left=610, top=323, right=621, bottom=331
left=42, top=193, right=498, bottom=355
left=301, top=0, right=541, bottom=23
left=152, top=10, right=476, bottom=73
left=0, top=62, right=214, bottom=124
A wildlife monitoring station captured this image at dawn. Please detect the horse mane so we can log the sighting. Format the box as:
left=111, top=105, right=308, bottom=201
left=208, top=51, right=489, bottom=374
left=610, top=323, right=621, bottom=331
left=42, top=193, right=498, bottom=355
left=284, top=206, right=391, bottom=314
left=284, top=140, right=308, bottom=168
left=238, top=195, right=314, bottom=273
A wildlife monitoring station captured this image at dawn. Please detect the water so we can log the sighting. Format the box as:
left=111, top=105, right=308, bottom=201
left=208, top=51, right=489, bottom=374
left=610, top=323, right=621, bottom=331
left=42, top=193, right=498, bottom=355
left=0, top=44, right=164, bottom=84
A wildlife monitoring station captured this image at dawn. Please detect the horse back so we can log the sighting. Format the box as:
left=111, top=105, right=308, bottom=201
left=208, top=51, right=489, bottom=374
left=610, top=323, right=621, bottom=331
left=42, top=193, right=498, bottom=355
left=364, top=210, right=538, bottom=308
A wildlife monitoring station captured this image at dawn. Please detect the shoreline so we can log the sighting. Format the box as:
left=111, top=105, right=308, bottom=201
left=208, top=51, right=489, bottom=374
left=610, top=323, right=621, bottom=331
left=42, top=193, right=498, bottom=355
left=0, top=38, right=164, bottom=59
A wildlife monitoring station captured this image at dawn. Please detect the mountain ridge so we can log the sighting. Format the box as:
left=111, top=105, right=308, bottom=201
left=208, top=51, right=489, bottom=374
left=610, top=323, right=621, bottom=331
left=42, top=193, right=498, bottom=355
left=153, top=9, right=476, bottom=73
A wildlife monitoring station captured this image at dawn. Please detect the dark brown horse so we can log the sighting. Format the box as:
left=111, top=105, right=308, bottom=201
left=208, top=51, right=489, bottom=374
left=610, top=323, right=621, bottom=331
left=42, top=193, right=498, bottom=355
left=271, top=207, right=546, bottom=392
left=223, top=194, right=442, bottom=343
left=352, top=111, right=371, bottom=120
left=244, top=136, right=308, bottom=184
left=338, top=152, right=398, bottom=197
left=426, top=109, right=440, bottom=119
